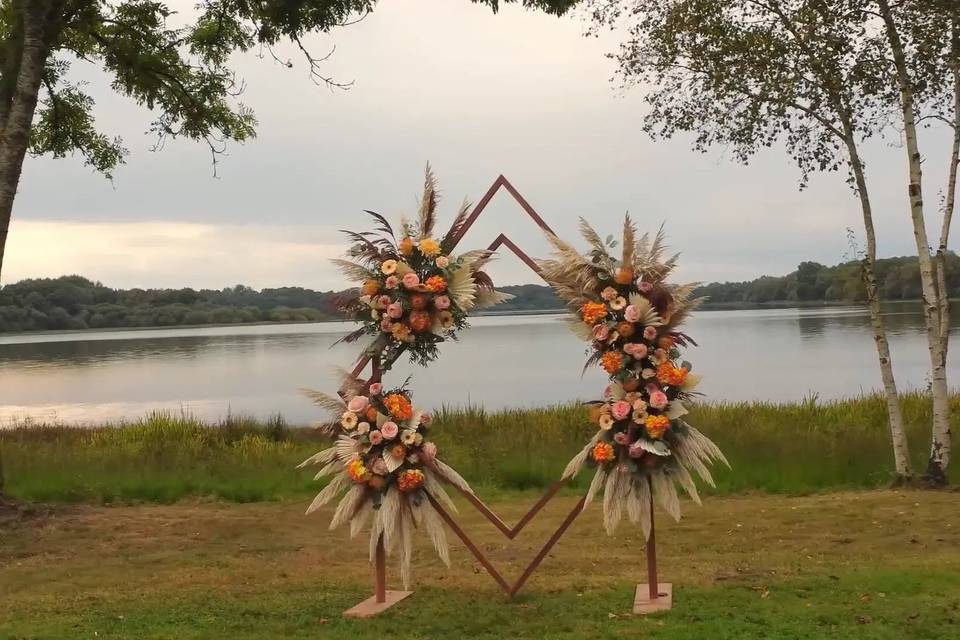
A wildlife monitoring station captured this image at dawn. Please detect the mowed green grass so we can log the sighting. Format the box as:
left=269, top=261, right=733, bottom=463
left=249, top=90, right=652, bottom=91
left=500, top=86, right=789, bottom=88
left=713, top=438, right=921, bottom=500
left=0, top=393, right=948, bottom=504
left=1, top=491, right=958, bottom=639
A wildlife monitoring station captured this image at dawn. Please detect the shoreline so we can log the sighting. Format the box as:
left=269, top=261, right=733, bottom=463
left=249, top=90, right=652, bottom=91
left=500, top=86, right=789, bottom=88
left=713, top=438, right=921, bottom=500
left=0, top=300, right=934, bottom=338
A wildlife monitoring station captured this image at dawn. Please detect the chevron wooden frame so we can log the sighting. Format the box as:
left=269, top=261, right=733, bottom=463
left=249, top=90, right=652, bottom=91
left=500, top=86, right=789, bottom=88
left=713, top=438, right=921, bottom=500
left=340, top=176, right=669, bottom=617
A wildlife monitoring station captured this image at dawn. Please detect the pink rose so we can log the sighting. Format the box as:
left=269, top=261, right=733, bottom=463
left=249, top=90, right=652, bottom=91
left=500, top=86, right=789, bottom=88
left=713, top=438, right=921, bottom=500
left=649, top=391, right=668, bottom=410
left=371, top=458, right=388, bottom=475
left=385, top=276, right=399, bottom=289
left=380, top=421, right=399, bottom=439
left=377, top=295, right=392, bottom=308
left=369, top=430, right=383, bottom=445
left=611, top=400, right=632, bottom=421
left=369, top=382, right=383, bottom=396
left=347, top=396, right=369, bottom=413
left=614, top=432, right=630, bottom=445
left=637, top=280, right=654, bottom=294
left=402, top=273, right=420, bottom=289
left=592, top=324, right=610, bottom=341
left=380, top=317, right=393, bottom=332
left=624, top=305, right=641, bottom=323
left=422, top=441, right=438, bottom=460
left=629, top=442, right=645, bottom=458
left=434, top=295, right=451, bottom=310
left=420, top=412, right=433, bottom=425
left=387, top=302, right=403, bottom=319
left=625, top=343, right=648, bottom=359
left=643, top=326, right=658, bottom=341
left=603, top=384, right=615, bottom=399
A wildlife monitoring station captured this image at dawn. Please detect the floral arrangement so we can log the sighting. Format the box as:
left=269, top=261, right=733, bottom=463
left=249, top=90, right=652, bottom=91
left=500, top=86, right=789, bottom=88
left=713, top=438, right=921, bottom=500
left=538, top=216, right=728, bottom=539
left=300, top=376, right=473, bottom=588
left=334, top=167, right=513, bottom=367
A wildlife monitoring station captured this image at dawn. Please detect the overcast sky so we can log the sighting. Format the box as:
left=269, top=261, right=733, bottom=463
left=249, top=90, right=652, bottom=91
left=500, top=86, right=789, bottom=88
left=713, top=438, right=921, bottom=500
left=3, top=0, right=954, bottom=291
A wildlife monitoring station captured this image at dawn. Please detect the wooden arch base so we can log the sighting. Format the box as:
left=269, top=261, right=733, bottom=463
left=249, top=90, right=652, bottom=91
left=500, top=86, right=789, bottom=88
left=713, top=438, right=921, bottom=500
left=340, top=175, right=673, bottom=617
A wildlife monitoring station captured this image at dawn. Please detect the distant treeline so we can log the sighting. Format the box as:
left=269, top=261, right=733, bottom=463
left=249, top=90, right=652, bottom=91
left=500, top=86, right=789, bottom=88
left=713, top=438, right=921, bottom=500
left=0, top=254, right=955, bottom=332
left=697, top=254, right=960, bottom=305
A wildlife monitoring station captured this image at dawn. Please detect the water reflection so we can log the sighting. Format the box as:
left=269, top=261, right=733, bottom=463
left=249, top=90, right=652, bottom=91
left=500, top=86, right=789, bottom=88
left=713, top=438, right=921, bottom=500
left=0, top=307, right=955, bottom=425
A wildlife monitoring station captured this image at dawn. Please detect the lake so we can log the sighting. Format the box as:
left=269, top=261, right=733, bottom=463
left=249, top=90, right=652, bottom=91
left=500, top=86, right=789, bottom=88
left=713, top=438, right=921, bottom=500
left=0, top=306, right=956, bottom=426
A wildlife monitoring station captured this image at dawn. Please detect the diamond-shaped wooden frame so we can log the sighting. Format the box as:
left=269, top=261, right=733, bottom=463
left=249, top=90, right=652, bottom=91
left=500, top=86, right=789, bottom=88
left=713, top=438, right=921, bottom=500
left=339, top=176, right=669, bottom=617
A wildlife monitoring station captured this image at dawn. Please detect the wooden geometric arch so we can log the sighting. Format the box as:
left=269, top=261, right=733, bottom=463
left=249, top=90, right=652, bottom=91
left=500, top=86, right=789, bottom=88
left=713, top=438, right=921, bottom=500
left=342, top=176, right=669, bottom=618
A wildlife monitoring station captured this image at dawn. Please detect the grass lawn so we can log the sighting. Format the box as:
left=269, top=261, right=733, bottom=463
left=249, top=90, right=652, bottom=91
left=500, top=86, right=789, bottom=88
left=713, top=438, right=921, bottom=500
left=2, top=490, right=959, bottom=639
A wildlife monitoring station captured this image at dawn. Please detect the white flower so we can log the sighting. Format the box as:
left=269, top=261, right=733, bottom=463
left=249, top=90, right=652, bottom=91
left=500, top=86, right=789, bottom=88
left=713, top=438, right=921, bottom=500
left=641, top=368, right=656, bottom=380
left=401, top=430, right=417, bottom=445
left=407, top=453, right=421, bottom=464
left=599, top=414, right=615, bottom=430
left=610, top=296, right=627, bottom=311
left=414, top=433, right=424, bottom=446
left=357, top=421, right=370, bottom=435
left=341, top=411, right=358, bottom=429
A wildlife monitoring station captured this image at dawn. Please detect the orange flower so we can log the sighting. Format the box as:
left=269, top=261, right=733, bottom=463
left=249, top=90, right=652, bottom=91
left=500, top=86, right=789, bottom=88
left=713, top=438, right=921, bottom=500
left=425, top=275, right=447, bottom=293
left=657, top=335, right=676, bottom=351
left=365, top=406, right=379, bottom=421
left=592, top=441, right=616, bottom=464
left=391, top=323, right=413, bottom=342
left=410, top=293, right=429, bottom=310
left=645, top=415, right=671, bottom=439
left=617, top=321, right=635, bottom=338
left=384, top=393, right=413, bottom=420
left=656, top=362, right=688, bottom=386
left=409, top=310, right=432, bottom=333
left=347, top=459, right=369, bottom=483
left=418, top=238, right=441, bottom=257
left=390, top=444, right=407, bottom=460
left=361, top=280, right=380, bottom=296
left=581, top=302, right=608, bottom=325
left=601, top=351, right=624, bottom=374
left=614, top=268, right=634, bottom=285
left=399, top=237, right=415, bottom=256
left=397, top=469, right=425, bottom=492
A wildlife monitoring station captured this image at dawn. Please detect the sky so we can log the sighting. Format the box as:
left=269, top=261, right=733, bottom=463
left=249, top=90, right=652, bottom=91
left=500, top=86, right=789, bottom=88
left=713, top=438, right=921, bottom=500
left=3, top=0, right=955, bottom=291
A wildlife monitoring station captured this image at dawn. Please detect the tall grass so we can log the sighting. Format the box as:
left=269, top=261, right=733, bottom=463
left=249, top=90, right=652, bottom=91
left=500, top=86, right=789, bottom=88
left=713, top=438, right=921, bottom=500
left=0, top=393, right=946, bottom=504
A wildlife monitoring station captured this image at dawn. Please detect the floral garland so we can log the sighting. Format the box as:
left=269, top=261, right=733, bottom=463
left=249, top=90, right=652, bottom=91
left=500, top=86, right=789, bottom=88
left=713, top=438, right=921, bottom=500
left=300, top=377, right=473, bottom=588
left=539, top=216, right=728, bottom=539
left=334, top=167, right=513, bottom=367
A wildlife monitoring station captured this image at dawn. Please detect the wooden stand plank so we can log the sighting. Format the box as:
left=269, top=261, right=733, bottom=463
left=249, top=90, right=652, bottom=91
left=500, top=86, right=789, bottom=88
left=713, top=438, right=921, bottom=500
left=633, top=583, right=673, bottom=614
left=343, top=590, right=413, bottom=618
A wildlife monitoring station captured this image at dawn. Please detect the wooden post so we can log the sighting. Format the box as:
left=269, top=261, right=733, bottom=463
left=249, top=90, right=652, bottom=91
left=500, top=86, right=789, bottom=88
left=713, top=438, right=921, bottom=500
left=374, top=536, right=386, bottom=603
left=633, top=488, right=673, bottom=613
left=647, top=492, right=658, bottom=600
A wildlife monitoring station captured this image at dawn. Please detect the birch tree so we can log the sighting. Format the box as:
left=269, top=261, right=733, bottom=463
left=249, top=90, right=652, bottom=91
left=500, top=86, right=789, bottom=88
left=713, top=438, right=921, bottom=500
left=872, top=0, right=957, bottom=484
left=586, top=0, right=916, bottom=480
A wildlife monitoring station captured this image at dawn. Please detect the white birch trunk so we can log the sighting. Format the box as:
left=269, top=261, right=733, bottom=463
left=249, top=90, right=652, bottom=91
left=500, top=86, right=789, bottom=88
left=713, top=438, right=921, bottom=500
left=878, top=0, right=951, bottom=483
left=840, top=115, right=912, bottom=479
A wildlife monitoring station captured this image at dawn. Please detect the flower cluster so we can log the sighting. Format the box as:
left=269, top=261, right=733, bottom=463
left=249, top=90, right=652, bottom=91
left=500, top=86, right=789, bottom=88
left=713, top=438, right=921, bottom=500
left=338, top=382, right=438, bottom=500
left=541, top=216, right=727, bottom=539
left=334, top=168, right=511, bottom=367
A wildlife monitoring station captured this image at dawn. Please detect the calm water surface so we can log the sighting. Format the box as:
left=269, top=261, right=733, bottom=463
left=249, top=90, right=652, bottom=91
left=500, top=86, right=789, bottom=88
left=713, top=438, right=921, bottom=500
left=1, top=307, right=957, bottom=425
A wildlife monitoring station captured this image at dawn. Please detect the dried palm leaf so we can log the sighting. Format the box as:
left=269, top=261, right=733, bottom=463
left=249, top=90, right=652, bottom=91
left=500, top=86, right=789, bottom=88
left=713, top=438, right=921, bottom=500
left=297, top=446, right=337, bottom=469
left=330, top=485, right=367, bottom=530
left=441, top=199, right=472, bottom=252
left=350, top=500, right=373, bottom=539
left=622, top=213, right=636, bottom=268
left=417, top=164, right=439, bottom=239
left=433, top=460, right=474, bottom=494
left=417, top=499, right=451, bottom=566
left=583, top=467, right=607, bottom=511
left=305, top=473, right=349, bottom=515
left=561, top=432, right=600, bottom=480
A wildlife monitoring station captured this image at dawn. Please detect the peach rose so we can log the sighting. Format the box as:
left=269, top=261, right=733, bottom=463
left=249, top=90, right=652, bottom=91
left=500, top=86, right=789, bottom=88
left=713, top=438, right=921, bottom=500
left=381, top=421, right=399, bottom=439
left=434, top=295, right=451, bottom=310
left=402, top=273, right=420, bottom=288
left=387, top=302, right=403, bottom=319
